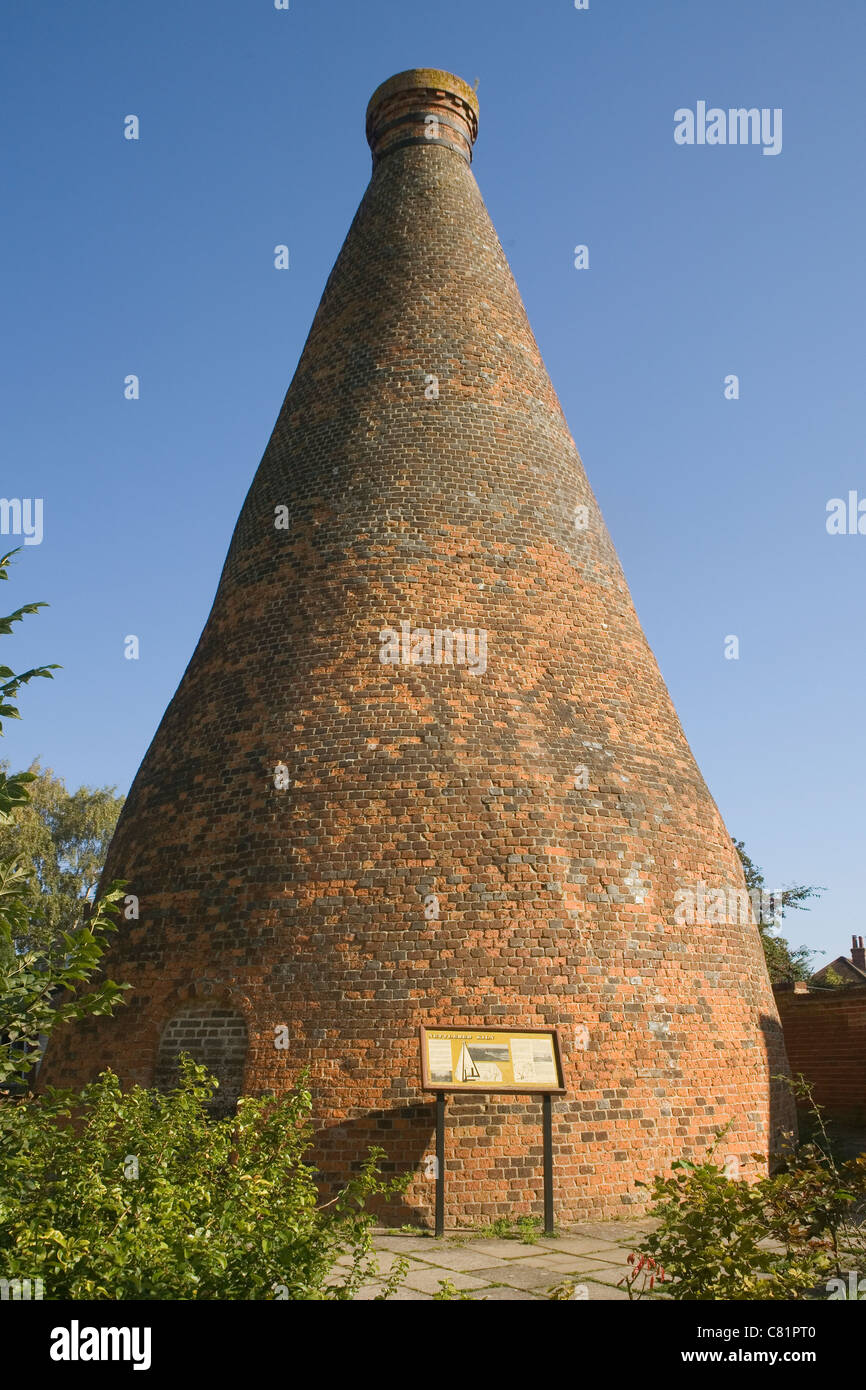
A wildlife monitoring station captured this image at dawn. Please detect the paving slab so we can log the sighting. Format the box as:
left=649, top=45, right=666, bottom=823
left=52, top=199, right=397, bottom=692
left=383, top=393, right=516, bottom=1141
left=369, top=1250, right=418, bottom=1275
left=505, top=1251, right=618, bottom=1274
left=353, top=1282, right=387, bottom=1300
left=532, top=1235, right=630, bottom=1257
left=567, top=1250, right=629, bottom=1270
left=469, top=1263, right=567, bottom=1292
left=373, top=1234, right=440, bottom=1254
left=469, top=1285, right=541, bottom=1300
left=401, top=1266, right=490, bottom=1294
left=580, top=1278, right=632, bottom=1301
left=579, top=1256, right=635, bottom=1276
left=335, top=1249, right=411, bottom=1276
left=372, top=1285, right=434, bottom=1301
left=407, top=1246, right=507, bottom=1272
left=575, top=1221, right=656, bottom=1242
left=456, top=1237, right=548, bottom=1260
left=355, top=1220, right=665, bottom=1300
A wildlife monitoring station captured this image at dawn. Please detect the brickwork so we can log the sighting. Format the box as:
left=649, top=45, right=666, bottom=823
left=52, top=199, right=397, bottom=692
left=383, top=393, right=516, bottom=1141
left=39, top=69, right=793, bottom=1222
left=775, top=985, right=866, bottom=1126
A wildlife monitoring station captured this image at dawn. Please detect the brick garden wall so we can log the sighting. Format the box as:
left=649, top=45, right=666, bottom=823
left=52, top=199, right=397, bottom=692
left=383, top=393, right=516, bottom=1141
left=775, top=985, right=866, bottom=1126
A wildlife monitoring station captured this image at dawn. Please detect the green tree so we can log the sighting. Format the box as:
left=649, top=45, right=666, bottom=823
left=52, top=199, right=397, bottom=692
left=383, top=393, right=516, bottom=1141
left=0, top=878, right=129, bottom=1086
left=0, top=548, right=128, bottom=1084
left=0, top=759, right=124, bottom=952
left=733, top=839, right=823, bottom=984
left=0, top=554, right=58, bottom=825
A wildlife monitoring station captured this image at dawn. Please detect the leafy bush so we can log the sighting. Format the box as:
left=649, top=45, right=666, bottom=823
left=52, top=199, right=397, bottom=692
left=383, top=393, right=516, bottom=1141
left=433, top=1278, right=480, bottom=1300
left=632, top=1107, right=866, bottom=1300
left=619, top=1252, right=666, bottom=1299
left=0, top=1059, right=409, bottom=1300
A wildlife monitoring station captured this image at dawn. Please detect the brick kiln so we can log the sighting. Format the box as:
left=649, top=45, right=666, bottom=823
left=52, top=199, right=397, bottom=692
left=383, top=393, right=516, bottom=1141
left=40, top=70, right=793, bottom=1222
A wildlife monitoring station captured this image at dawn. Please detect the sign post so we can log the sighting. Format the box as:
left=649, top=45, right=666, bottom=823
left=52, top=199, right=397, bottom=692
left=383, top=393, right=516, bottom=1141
left=435, top=1090, right=446, bottom=1237
left=542, top=1092, right=554, bottom=1236
left=419, top=1025, right=566, bottom=1237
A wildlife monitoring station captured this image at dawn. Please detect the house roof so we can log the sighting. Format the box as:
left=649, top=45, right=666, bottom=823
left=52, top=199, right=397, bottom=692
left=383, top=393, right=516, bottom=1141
left=810, top=955, right=866, bottom=985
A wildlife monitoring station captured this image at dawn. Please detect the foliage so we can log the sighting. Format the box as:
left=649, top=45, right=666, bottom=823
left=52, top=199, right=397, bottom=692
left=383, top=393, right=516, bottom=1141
left=820, top=965, right=853, bottom=990
left=473, top=1214, right=542, bottom=1243
left=632, top=1088, right=866, bottom=1300
left=433, top=1278, right=479, bottom=1300
left=733, top=838, right=823, bottom=984
left=783, top=1070, right=866, bottom=1259
left=516, top=1215, right=541, bottom=1244
left=0, top=882, right=129, bottom=1086
left=0, top=548, right=128, bottom=1085
left=635, top=1158, right=820, bottom=1299
left=618, top=1251, right=666, bottom=1299
left=0, top=547, right=58, bottom=824
left=0, top=1058, right=409, bottom=1300
left=0, top=759, right=124, bottom=952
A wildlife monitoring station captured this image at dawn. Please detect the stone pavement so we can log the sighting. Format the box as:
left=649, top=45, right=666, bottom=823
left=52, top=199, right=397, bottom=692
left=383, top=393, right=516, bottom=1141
left=346, top=1220, right=663, bottom=1300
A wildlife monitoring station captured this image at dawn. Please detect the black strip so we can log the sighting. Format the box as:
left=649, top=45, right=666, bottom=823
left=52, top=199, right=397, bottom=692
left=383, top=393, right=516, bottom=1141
left=375, top=134, right=472, bottom=165
left=372, top=109, right=473, bottom=143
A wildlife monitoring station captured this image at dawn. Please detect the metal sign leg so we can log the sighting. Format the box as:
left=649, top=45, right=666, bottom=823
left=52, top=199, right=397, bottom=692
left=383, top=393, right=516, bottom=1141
left=542, top=1092, right=554, bottom=1235
left=435, top=1091, right=446, bottom=1236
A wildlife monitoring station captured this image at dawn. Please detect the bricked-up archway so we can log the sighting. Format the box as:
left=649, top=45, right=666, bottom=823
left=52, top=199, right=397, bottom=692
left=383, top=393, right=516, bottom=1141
left=154, top=1006, right=248, bottom=1118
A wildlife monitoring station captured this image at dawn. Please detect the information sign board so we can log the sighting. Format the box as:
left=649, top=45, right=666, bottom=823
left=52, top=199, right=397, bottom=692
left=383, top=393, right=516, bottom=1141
left=419, top=1025, right=565, bottom=1093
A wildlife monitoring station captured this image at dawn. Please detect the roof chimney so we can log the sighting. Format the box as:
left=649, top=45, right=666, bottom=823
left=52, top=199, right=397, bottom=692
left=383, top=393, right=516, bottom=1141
left=852, top=935, right=866, bottom=970
left=366, top=68, right=479, bottom=166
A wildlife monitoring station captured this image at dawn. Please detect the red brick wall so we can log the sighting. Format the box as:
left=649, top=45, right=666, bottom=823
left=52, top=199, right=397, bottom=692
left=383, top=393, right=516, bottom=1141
left=775, top=986, right=866, bottom=1124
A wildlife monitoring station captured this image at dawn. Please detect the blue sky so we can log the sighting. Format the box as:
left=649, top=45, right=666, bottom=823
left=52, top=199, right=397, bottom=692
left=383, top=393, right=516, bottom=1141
left=2, top=1, right=863, bottom=965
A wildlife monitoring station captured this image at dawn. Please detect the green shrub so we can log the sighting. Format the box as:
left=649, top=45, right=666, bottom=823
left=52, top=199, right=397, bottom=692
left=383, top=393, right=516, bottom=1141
left=632, top=1121, right=866, bottom=1300
left=0, top=1058, right=408, bottom=1300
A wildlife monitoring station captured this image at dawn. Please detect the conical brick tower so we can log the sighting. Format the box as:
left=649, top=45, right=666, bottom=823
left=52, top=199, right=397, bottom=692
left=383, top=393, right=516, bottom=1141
left=41, top=70, right=794, bottom=1222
